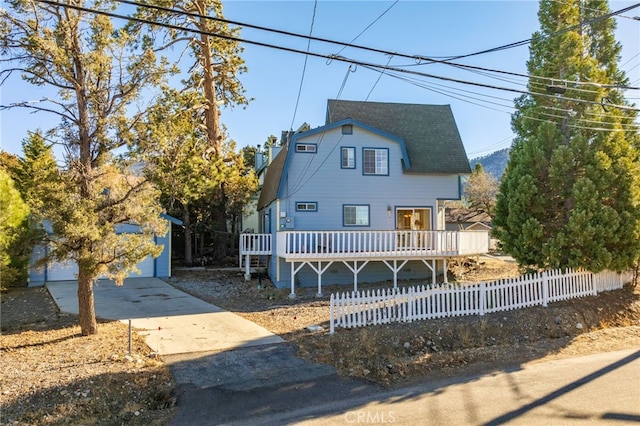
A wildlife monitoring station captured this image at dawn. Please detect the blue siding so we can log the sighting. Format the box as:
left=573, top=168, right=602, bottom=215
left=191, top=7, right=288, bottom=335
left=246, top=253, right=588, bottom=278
left=271, top=258, right=444, bottom=289
left=154, top=231, right=172, bottom=278
left=276, top=125, right=459, bottom=231
left=29, top=219, right=174, bottom=285
left=263, top=121, right=461, bottom=289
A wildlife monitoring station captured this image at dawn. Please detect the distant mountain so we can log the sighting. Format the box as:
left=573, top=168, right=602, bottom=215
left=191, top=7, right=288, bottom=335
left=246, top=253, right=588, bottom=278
left=469, top=148, right=510, bottom=179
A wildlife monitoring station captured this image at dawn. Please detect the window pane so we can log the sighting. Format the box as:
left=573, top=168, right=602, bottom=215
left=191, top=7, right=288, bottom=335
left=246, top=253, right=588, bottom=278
left=363, top=149, right=375, bottom=174
left=342, top=147, right=354, bottom=168
left=363, top=148, right=387, bottom=175
left=344, top=205, right=368, bottom=226
left=376, top=149, right=388, bottom=174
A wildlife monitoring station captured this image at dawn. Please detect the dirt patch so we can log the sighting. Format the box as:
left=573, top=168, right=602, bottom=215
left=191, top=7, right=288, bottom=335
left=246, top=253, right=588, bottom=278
left=168, top=257, right=640, bottom=387
left=1, top=287, right=176, bottom=425
left=2, top=257, right=639, bottom=424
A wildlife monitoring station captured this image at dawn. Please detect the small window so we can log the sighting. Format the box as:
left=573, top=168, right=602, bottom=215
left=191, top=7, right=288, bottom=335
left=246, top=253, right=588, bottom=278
left=296, top=202, right=318, bottom=212
left=342, top=124, right=353, bottom=135
left=363, top=148, right=388, bottom=175
left=295, top=143, right=317, bottom=153
left=341, top=147, right=355, bottom=169
left=343, top=205, right=369, bottom=226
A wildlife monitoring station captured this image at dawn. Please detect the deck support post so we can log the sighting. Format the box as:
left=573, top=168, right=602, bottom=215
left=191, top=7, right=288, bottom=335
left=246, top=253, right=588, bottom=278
left=432, top=259, right=436, bottom=284
left=305, top=261, right=333, bottom=298
left=244, top=254, right=251, bottom=281
left=383, top=259, right=408, bottom=289
left=443, top=258, right=448, bottom=283
left=289, top=261, right=296, bottom=299
left=342, top=260, right=369, bottom=293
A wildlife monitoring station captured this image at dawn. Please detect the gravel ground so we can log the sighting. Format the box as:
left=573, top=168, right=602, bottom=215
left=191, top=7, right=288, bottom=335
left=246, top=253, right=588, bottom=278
left=2, top=257, right=639, bottom=425
left=1, top=287, right=176, bottom=425
left=167, top=259, right=640, bottom=386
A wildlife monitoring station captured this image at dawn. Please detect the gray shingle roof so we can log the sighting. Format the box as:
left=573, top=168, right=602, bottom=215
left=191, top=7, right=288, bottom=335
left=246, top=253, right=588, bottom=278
left=326, top=99, right=471, bottom=174
left=257, top=144, right=288, bottom=210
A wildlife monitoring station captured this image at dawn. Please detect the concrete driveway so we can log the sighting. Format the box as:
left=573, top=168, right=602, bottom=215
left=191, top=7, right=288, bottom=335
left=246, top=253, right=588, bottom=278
left=46, top=277, right=283, bottom=355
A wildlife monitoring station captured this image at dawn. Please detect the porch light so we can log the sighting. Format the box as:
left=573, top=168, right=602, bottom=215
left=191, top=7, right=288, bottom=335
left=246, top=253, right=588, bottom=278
left=387, top=204, right=392, bottom=217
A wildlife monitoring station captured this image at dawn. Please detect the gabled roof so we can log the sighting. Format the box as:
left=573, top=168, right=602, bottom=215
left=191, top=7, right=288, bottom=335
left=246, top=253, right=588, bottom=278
left=257, top=143, right=288, bottom=210
left=326, top=99, right=471, bottom=174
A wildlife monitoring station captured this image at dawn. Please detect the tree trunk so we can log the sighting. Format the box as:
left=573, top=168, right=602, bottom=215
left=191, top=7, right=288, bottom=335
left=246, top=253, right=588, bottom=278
left=77, top=267, right=98, bottom=335
left=183, top=204, right=193, bottom=266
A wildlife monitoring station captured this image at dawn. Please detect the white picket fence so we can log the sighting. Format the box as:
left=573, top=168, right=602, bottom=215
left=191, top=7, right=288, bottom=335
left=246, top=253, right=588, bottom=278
left=329, top=269, right=634, bottom=334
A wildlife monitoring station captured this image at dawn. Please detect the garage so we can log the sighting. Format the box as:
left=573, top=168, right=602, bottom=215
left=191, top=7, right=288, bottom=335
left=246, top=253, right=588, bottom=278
left=29, top=214, right=181, bottom=285
left=44, top=255, right=155, bottom=282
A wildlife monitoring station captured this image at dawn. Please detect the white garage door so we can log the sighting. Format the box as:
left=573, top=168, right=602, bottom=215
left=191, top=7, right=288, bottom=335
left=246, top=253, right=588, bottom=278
left=46, top=256, right=155, bottom=281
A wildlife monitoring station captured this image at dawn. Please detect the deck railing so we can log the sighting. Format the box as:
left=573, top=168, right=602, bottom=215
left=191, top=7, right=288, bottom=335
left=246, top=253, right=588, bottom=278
left=239, top=233, right=272, bottom=255
left=259, top=230, right=490, bottom=259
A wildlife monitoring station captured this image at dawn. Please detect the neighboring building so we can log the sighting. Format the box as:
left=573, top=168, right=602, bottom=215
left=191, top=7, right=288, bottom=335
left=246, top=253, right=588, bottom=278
left=241, top=99, right=490, bottom=296
left=29, top=214, right=182, bottom=285
left=445, top=207, right=491, bottom=231
left=445, top=207, right=496, bottom=250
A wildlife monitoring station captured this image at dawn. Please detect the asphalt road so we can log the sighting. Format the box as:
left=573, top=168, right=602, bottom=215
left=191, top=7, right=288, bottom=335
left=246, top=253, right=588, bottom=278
left=216, top=348, right=640, bottom=426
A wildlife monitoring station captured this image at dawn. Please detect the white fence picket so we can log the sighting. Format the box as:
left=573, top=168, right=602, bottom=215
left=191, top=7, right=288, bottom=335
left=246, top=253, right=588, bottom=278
left=330, top=268, right=632, bottom=333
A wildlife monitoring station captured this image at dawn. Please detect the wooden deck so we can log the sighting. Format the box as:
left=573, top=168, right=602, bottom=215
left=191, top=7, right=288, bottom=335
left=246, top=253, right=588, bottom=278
left=240, top=231, right=490, bottom=295
left=241, top=230, right=489, bottom=259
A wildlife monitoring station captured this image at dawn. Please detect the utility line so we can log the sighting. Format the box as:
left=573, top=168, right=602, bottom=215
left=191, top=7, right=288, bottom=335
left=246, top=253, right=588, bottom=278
left=377, top=69, right=639, bottom=132
left=114, top=0, right=640, bottom=92
left=290, top=0, right=317, bottom=132
left=32, top=0, right=640, bottom=114
left=332, top=0, right=399, bottom=58
left=439, top=2, right=640, bottom=61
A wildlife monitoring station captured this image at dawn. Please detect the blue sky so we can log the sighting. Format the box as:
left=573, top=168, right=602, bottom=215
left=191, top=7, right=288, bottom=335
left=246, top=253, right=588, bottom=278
left=1, top=0, right=639, bottom=159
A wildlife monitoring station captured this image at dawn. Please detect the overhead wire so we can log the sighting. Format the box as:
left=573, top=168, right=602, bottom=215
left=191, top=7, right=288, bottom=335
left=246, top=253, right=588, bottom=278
left=289, top=0, right=317, bottom=132
left=112, top=0, right=640, bottom=93
left=29, top=0, right=640, bottom=120
left=332, top=0, right=399, bottom=58
left=370, top=64, right=639, bottom=133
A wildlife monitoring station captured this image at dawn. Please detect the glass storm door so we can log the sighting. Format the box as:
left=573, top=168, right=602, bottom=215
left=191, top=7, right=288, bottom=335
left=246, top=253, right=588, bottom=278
left=396, top=208, right=431, bottom=248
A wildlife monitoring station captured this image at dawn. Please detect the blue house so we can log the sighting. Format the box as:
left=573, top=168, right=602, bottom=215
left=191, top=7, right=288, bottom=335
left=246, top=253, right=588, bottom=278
left=29, top=213, right=182, bottom=285
left=240, top=99, right=489, bottom=296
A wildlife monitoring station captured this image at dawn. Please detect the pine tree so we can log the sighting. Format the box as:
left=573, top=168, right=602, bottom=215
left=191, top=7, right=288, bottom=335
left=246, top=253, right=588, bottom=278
left=493, top=0, right=640, bottom=272
left=0, top=169, right=30, bottom=288
left=131, top=0, right=251, bottom=259
left=1, top=1, right=170, bottom=334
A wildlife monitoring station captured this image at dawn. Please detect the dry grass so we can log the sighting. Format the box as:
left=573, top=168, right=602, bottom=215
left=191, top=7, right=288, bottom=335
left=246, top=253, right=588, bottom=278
left=1, top=288, right=176, bottom=425
left=170, top=258, right=640, bottom=387
left=2, top=258, right=639, bottom=425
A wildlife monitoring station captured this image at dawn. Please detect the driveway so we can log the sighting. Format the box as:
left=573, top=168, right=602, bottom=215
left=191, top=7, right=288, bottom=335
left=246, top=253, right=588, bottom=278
left=46, top=277, right=354, bottom=424
left=46, top=277, right=283, bottom=355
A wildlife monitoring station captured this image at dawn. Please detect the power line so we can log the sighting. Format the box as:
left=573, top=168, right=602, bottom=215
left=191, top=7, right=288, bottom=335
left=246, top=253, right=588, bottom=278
left=115, top=0, right=640, bottom=93
left=439, top=2, right=640, bottom=61
left=290, top=0, right=317, bottom=132
left=29, top=0, right=640, bottom=115
left=332, top=0, right=399, bottom=58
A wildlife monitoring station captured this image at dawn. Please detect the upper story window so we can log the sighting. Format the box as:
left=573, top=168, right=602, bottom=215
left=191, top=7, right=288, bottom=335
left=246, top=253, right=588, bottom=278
left=343, top=205, right=369, bottom=226
left=363, top=148, right=389, bottom=175
left=295, top=143, right=317, bottom=153
left=296, top=202, right=318, bottom=212
left=341, top=124, right=353, bottom=135
left=341, top=147, right=355, bottom=169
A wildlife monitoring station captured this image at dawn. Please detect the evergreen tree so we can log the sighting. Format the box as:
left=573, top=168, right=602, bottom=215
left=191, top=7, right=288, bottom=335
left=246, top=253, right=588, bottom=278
left=0, top=169, right=30, bottom=288
left=1, top=1, right=170, bottom=334
left=494, top=0, right=640, bottom=272
left=131, top=0, right=251, bottom=258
